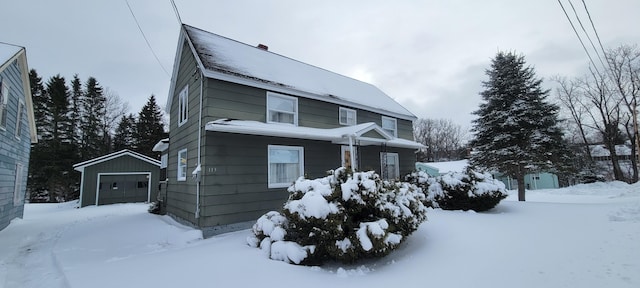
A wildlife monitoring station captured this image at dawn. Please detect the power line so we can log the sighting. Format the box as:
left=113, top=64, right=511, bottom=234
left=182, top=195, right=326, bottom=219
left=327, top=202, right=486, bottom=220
left=556, top=0, right=601, bottom=76
left=567, top=0, right=607, bottom=70
left=581, top=0, right=613, bottom=72
left=124, top=0, right=170, bottom=77
left=170, top=0, right=183, bottom=24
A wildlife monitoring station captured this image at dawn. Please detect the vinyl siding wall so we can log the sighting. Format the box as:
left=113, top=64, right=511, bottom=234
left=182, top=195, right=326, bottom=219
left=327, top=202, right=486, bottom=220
left=0, top=58, right=31, bottom=231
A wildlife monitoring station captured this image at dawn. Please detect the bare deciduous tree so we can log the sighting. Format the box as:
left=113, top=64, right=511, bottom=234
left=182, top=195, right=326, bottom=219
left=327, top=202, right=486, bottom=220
left=413, top=118, right=466, bottom=162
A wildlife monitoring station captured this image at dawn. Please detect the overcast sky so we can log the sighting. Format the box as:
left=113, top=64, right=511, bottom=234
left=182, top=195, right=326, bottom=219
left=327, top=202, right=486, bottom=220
left=3, top=0, right=639, bottom=130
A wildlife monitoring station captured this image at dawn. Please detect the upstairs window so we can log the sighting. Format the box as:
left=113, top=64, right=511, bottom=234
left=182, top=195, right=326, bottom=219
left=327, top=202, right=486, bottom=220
left=177, top=148, right=187, bottom=181
left=339, top=107, right=357, bottom=126
left=178, top=85, right=188, bottom=126
left=382, top=116, right=397, bottom=137
left=267, top=92, right=298, bottom=125
left=0, top=79, right=8, bottom=129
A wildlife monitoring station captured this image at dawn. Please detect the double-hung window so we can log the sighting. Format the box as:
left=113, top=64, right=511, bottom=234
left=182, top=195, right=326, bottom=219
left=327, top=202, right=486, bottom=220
left=339, top=107, right=356, bottom=126
left=177, top=148, right=187, bottom=181
left=268, top=145, right=304, bottom=188
left=0, top=79, right=8, bottom=129
left=380, top=152, right=399, bottom=180
left=178, top=85, right=188, bottom=126
left=381, top=116, right=397, bottom=137
left=267, top=92, right=298, bottom=125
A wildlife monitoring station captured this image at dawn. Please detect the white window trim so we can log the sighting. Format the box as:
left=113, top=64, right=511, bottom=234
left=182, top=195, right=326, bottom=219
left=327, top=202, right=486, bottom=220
left=380, top=152, right=400, bottom=180
left=178, top=85, right=188, bottom=127
left=13, top=163, right=24, bottom=205
left=15, top=100, right=24, bottom=140
left=339, top=107, right=357, bottom=126
left=267, top=92, right=298, bottom=125
left=381, top=116, right=398, bottom=138
left=0, top=79, right=8, bottom=130
left=268, top=145, right=304, bottom=188
left=177, top=148, right=187, bottom=181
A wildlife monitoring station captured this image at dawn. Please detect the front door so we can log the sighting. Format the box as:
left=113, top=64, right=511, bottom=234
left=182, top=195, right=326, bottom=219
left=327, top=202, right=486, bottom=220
left=341, top=146, right=358, bottom=171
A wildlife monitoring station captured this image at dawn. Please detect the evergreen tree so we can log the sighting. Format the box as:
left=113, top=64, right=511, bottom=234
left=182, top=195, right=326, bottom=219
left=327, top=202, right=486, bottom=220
left=27, top=69, right=49, bottom=201
left=470, top=51, right=570, bottom=201
left=113, top=113, right=137, bottom=151
left=42, top=75, right=77, bottom=201
left=69, top=75, right=83, bottom=153
left=81, top=77, right=107, bottom=160
left=135, top=95, right=166, bottom=158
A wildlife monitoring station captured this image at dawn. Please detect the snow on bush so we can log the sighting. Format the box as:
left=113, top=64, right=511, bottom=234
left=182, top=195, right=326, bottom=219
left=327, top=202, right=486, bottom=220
left=247, top=167, right=427, bottom=265
left=406, top=168, right=507, bottom=212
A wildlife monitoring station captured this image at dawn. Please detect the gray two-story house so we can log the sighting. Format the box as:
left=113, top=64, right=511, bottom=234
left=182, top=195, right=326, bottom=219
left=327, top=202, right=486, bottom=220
left=0, top=43, right=37, bottom=231
left=165, top=24, right=423, bottom=236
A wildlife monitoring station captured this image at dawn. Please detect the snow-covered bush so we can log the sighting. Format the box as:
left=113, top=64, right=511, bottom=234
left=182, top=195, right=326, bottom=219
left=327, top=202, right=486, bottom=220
left=406, top=168, right=507, bottom=212
left=247, top=168, right=427, bottom=265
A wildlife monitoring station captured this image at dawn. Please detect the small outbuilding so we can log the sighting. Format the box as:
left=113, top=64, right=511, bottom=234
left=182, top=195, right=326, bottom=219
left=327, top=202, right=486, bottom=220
left=73, top=150, right=161, bottom=207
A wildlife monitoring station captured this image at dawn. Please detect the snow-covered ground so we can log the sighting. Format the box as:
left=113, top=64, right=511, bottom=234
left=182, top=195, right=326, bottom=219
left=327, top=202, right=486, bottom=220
left=1, top=181, right=639, bottom=288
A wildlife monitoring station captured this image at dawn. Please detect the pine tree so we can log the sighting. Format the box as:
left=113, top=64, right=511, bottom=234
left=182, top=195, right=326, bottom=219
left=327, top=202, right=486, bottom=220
left=27, top=69, right=49, bottom=201
left=42, top=75, right=77, bottom=201
left=135, top=95, right=166, bottom=158
left=113, top=113, right=137, bottom=151
left=470, top=51, right=570, bottom=201
left=81, top=77, right=107, bottom=160
left=69, top=75, right=83, bottom=153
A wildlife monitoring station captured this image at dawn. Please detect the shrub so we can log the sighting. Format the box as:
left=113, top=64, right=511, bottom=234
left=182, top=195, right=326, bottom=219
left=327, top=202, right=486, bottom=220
left=407, top=168, right=507, bottom=212
left=247, top=168, right=427, bottom=265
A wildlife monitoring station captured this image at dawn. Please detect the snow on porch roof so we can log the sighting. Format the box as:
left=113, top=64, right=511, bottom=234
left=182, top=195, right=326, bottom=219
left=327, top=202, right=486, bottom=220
left=205, top=119, right=424, bottom=149
left=182, top=24, right=416, bottom=120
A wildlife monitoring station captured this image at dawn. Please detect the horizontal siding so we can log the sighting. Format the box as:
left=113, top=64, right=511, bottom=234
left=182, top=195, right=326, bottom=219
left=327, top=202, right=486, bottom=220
left=0, top=57, right=30, bottom=231
left=166, top=40, right=202, bottom=222
left=197, top=132, right=341, bottom=227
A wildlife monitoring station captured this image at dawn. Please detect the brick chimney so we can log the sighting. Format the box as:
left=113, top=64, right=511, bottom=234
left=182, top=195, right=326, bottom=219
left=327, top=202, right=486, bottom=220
left=257, top=44, right=268, bottom=51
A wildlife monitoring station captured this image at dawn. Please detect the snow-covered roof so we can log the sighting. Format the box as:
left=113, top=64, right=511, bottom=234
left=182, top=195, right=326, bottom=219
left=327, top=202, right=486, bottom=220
left=419, top=160, right=468, bottom=174
left=152, top=138, right=169, bottom=152
left=205, top=119, right=424, bottom=149
left=171, top=24, right=416, bottom=121
left=73, top=149, right=161, bottom=172
left=0, top=42, right=22, bottom=66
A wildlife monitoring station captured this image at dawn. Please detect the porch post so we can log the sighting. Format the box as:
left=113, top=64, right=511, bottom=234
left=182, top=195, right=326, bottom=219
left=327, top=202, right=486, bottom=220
left=349, top=135, right=356, bottom=171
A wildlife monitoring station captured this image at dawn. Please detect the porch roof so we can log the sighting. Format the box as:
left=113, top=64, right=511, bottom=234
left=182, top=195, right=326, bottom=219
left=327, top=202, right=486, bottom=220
left=205, top=119, right=424, bottom=149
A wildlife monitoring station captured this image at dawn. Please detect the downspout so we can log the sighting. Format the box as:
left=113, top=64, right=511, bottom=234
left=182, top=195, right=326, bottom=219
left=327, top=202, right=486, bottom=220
left=195, top=69, right=203, bottom=221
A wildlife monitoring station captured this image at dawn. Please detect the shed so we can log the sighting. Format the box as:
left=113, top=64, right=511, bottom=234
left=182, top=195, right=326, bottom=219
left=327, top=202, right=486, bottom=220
left=73, top=150, right=161, bottom=207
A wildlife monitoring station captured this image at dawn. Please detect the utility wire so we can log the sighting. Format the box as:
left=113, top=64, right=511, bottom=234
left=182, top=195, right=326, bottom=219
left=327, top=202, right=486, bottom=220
left=124, top=0, right=170, bottom=77
left=581, top=0, right=614, bottom=72
left=567, top=0, right=607, bottom=71
left=557, top=0, right=601, bottom=76
left=170, top=0, right=183, bottom=24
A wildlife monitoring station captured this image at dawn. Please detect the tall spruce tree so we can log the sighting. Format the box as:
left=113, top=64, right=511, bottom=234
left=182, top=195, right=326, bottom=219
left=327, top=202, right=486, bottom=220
left=81, top=77, right=107, bottom=160
left=43, top=75, right=77, bottom=201
left=69, top=75, right=83, bottom=153
left=135, top=95, right=166, bottom=158
left=113, top=113, right=137, bottom=151
left=27, top=69, right=49, bottom=201
left=470, top=51, right=570, bottom=201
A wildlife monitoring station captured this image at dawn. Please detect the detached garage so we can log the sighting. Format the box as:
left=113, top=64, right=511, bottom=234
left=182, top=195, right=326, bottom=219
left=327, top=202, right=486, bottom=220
left=73, top=150, right=161, bottom=207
